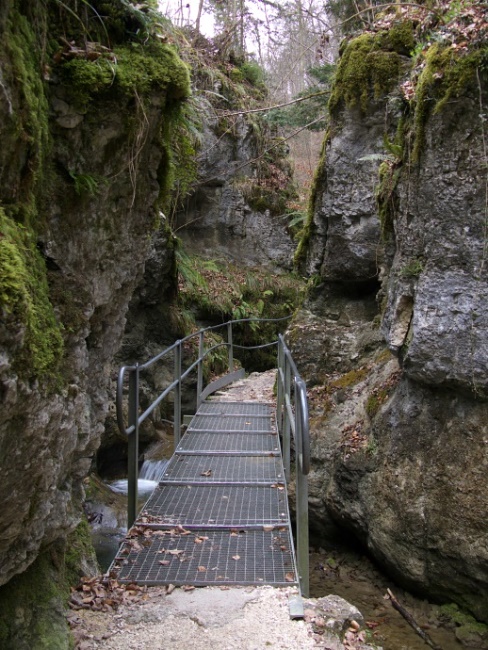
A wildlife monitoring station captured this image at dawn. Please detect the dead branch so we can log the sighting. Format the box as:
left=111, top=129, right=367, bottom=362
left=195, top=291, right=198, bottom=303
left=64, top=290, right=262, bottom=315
left=218, top=90, right=329, bottom=117
left=386, top=588, right=443, bottom=650
left=204, top=113, right=326, bottom=181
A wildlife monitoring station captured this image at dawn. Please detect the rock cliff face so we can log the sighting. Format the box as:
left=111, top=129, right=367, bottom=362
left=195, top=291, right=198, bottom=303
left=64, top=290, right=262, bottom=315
left=0, top=1, right=189, bottom=645
left=174, top=108, right=296, bottom=270
left=291, top=22, right=488, bottom=622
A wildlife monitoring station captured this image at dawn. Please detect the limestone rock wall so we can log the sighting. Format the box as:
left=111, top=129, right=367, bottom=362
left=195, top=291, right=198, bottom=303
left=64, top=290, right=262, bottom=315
left=291, top=25, right=488, bottom=622
left=174, top=111, right=296, bottom=270
left=0, top=0, right=189, bottom=599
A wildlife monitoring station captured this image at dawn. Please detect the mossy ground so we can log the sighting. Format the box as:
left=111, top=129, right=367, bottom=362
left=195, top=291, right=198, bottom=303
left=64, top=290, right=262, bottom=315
left=176, top=255, right=306, bottom=371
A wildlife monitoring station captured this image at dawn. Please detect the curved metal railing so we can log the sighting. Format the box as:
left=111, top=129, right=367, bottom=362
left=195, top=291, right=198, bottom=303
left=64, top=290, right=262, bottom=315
left=115, top=317, right=310, bottom=596
left=116, top=316, right=291, bottom=526
left=276, top=334, right=310, bottom=596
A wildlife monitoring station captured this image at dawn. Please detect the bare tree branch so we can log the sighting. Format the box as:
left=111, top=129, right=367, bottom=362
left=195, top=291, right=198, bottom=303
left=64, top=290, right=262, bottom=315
left=215, top=112, right=327, bottom=179
left=219, top=89, right=329, bottom=117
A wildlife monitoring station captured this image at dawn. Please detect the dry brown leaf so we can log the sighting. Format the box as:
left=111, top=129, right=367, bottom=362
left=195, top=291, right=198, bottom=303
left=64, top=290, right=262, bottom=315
left=285, top=572, right=295, bottom=582
left=232, top=555, right=241, bottom=561
left=197, top=565, right=207, bottom=572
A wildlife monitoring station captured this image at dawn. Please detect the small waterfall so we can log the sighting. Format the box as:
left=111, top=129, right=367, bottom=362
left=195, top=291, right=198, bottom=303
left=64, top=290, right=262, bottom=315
left=108, top=459, right=168, bottom=496
left=139, top=459, right=168, bottom=482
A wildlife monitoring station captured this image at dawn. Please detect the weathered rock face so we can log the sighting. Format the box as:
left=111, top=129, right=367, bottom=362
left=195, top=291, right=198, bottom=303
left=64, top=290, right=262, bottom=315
left=174, top=113, right=296, bottom=270
left=382, top=91, right=488, bottom=395
left=0, top=2, right=189, bottom=643
left=292, top=26, right=488, bottom=623
left=304, top=109, right=389, bottom=283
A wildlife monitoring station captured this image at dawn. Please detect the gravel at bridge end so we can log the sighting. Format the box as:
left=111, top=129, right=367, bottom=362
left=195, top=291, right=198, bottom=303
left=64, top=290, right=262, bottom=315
left=68, top=584, right=376, bottom=649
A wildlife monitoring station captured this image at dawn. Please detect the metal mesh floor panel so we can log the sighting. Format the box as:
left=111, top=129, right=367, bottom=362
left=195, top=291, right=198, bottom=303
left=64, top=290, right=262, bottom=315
left=114, top=528, right=297, bottom=587
left=198, top=402, right=272, bottom=417
left=111, top=397, right=299, bottom=591
left=188, top=414, right=271, bottom=433
left=178, top=432, right=278, bottom=453
left=162, top=454, right=283, bottom=483
left=142, top=485, right=289, bottom=526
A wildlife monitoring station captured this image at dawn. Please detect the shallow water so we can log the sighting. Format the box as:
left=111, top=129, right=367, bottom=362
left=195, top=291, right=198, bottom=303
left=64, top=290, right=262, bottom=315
left=108, top=478, right=159, bottom=496
left=310, top=545, right=469, bottom=650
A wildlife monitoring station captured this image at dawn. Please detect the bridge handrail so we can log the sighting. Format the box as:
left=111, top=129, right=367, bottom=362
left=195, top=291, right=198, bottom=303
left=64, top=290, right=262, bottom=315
left=116, top=315, right=292, bottom=527
left=276, top=334, right=310, bottom=597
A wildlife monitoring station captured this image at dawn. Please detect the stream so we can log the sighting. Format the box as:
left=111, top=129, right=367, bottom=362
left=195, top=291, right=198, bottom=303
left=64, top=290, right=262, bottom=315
left=88, top=459, right=169, bottom=571
left=310, top=542, right=483, bottom=650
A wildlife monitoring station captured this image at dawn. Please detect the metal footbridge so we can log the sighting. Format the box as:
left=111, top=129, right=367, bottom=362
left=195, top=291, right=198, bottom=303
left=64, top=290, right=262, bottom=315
left=112, top=318, right=310, bottom=602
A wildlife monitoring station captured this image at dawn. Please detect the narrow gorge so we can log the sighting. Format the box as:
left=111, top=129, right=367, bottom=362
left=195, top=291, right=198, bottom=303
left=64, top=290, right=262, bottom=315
left=0, top=1, right=487, bottom=648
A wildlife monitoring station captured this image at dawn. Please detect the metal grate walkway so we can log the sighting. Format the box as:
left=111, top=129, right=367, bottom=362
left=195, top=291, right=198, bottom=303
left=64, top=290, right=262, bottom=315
left=111, top=400, right=299, bottom=589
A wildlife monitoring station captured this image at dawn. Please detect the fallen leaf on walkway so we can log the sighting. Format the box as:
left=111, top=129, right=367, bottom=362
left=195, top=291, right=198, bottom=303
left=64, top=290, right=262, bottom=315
left=197, top=565, right=207, bottom=572
left=232, top=555, right=240, bottom=560
left=200, top=469, right=213, bottom=477
left=263, top=525, right=274, bottom=532
left=158, top=560, right=170, bottom=565
left=285, top=572, right=295, bottom=582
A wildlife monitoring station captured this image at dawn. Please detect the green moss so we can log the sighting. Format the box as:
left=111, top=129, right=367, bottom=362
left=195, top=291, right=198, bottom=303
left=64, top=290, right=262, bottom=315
left=0, top=208, right=64, bottom=382
left=376, top=159, right=402, bottom=237
left=329, top=24, right=413, bottom=116
left=365, top=394, right=381, bottom=418
left=379, top=21, right=415, bottom=56
left=400, top=258, right=423, bottom=277
left=412, top=43, right=488, bottom=162
left=177, top=256, right=305, bottom=370
left=229, top=66, right=244, bottom=83
left=239, top=61, right=265, bottom=86
left=64, top=518, right=99, bottom=586
left=374, top=347, right=394, bottom=364
left=440, top=604, right=488, bottom=636
left=114, top=43, right=191, bottom=97
left=329, top=367, right=369, bottom=390
left=59, top=41, right=190, bottom=110
left=6, top=10, right=50, bottom=181
left=0, top=548, right=70, bottom=650
left=365, top=386, right=390, bottom=418
left=294, top=132, right=329, bottom=268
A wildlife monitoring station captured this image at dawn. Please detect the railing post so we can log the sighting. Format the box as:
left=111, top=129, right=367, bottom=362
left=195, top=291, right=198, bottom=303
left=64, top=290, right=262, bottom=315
left=295, top=383, right=309, bottom=597
left=174, top=341, right=182, bottom=448
left=127, top=364, right=139, bottom=529
left=197, top=331, right=204, bottom=406
left=276, top=338, right=284, bottom=430
left=283, top=352, right=291, bottom=480
left=227, top=321, right=234, bottom=372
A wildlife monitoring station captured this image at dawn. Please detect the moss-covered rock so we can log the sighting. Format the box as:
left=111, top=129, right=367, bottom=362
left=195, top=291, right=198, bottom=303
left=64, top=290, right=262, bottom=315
left=0, top=208, right=63, bottom=382
left=0, top=545, right=69, bottom=650
left=59, top=41, right=190, bottom=110
left=0, top=6, right=192, bottom=649
left=329, top=23, right=414, bottom=116
left=412, top=43, right=488, bottom=162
